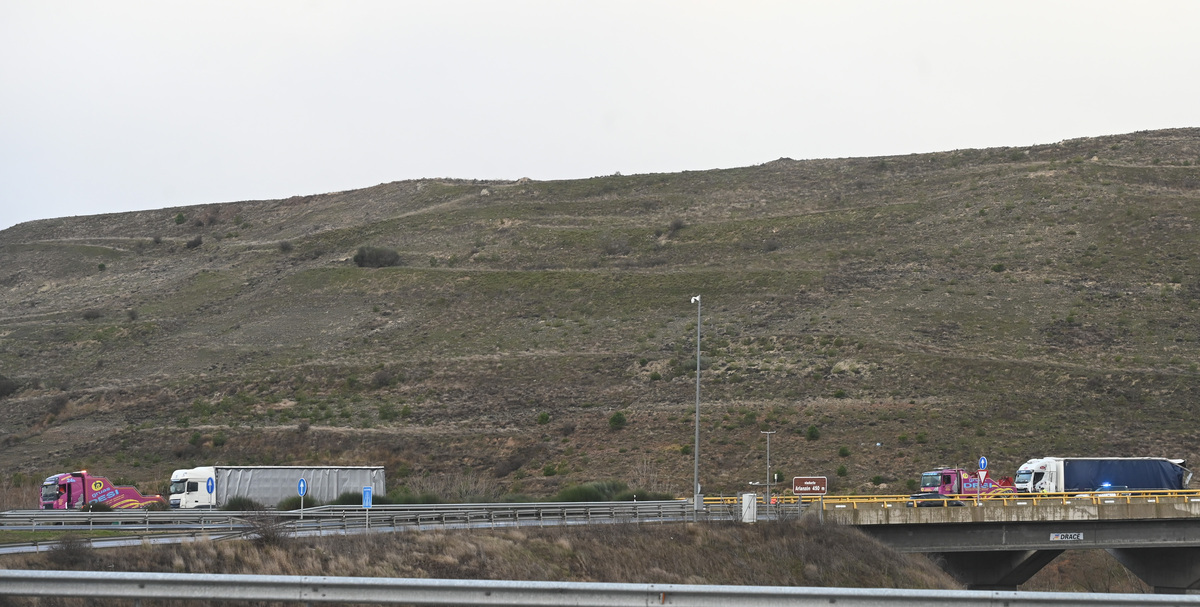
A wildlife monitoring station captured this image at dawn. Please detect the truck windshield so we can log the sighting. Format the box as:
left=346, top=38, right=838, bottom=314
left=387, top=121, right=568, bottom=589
left=1015, top=471, right=1033, bottom=485
left=40, top=484, right=59, bottom=501
left=921, top=472, right=941, bottom=489
left=169, top=481, right=188, bottom=495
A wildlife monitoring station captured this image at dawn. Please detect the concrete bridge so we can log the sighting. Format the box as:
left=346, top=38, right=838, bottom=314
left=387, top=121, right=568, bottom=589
left=811, top=494, right=1200, bottom=594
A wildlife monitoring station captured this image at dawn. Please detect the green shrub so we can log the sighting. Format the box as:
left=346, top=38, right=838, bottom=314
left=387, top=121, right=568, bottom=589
left=608, top=411, right=627, bottom=430
left=47, top=534, right=95, bottom=567
left=97, top=263, right=106, bottom=271
left=212, top=431, right=227, bottom=447
left=0, top=374, right=17, bottom=399
left=330, top=491, right=371, bottom=506
left=82, top=309, right=102, bottom=320
left=836, top=465, right=848, bottom=477
left=185, top=235, right=203, bottom=249
left=278, top=241, right=293, bottom=253
left=871, top=475, right=884, bottom=486
left=81, top=501, right=113, bottom=512
left=277, top=495, right=322, bottom=510
left=554, top=480, right=628, bottom=502
left=378, top=403, right=398, bottom=421
left=906, top=479, right=919, bottom=492
left=371, top=369, right=394, bottom=388
left=386, top=488, right=440, bottom=504
left=838, top=446, right=851, bottom=457
left=221, top=496, right=264, bottom=511
left=174, top=213, right=186, bottom=225
left=536, top=412, right=550, bottom=425
left=991, top=263, right=1006, bottom=272
left=542, top=464, right=558, bottom=477
left=353, top=246, right=401, bottom=268
left=615, top=489, right=673, bottom=501
left=805, top=425, right=820, bottom=441
left=680, top=444, right=692, bottom=455
left=144, top=500, right=170, bottom=511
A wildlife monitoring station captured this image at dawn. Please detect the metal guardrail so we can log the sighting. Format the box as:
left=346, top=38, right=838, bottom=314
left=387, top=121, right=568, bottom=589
left=0, top=509, right=246, bottom=529
left=4, top=569, right=1198, bottom=606
left=8, top=491, right=1200, bottom=530
left=0, top=501, right=725, bottom=554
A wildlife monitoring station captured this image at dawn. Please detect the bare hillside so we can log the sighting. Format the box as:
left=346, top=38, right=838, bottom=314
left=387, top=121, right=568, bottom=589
left=2, top=128, right=1200, bottom=500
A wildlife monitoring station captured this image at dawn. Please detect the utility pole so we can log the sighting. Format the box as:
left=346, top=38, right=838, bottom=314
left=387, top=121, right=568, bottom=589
left=691, top=295, right=702, bottom=516
left=761, top=430, right=776, bottom=520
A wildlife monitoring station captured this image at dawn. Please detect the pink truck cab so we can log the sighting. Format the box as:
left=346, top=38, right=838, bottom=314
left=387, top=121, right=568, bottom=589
left=40, top=470, right=164, bottom=510
left=916, top=468, right=1015, bottom=497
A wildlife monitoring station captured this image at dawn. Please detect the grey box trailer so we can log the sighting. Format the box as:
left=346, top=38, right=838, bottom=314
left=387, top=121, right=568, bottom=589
left=169, top=465, right=385, bottom=508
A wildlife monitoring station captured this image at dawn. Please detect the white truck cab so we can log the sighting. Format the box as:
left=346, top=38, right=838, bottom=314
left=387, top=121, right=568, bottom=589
left=169, top=466, right=216, bottom=509
left=1014, top=458, right=1056, bottom=493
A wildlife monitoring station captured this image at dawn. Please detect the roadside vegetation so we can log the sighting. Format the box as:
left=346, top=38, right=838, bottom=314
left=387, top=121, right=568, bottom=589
left=0, top=129, right=1198, bottom=592
left=0, top=520, right=957, bottom=592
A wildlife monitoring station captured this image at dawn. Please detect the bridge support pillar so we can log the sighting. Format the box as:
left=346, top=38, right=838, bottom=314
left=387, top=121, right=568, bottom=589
left=1109, top=547, right=1200, bottom=594
left=930, top=550, right=1063, bottom=590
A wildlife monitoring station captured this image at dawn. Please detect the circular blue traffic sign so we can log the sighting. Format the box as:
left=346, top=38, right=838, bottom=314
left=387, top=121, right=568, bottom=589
left=298, top=478, right=307, bottom=497
left=978, top=456, right=988, bottom=471
left=206, top=477, right=215, bottom=494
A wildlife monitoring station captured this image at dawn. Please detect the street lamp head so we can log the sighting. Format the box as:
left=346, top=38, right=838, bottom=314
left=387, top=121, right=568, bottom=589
left=691, top=296, right=700, bottom=303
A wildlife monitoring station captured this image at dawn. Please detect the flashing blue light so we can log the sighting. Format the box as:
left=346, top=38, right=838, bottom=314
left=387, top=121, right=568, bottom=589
left=1101, top=482, right=1112, bottom=488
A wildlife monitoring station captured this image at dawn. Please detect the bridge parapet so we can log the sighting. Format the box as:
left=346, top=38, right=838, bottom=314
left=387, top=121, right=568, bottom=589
left=811, top=494, right=1200, bottom=526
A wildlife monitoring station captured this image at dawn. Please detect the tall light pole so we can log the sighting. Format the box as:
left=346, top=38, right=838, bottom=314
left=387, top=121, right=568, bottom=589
left=691, top=295, right=702, bottom=513
left=761, top=430, right=776, bottom=520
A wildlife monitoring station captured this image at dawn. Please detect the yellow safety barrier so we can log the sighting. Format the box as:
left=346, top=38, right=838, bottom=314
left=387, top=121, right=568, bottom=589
left=700, top=489, right=1200, bottom=510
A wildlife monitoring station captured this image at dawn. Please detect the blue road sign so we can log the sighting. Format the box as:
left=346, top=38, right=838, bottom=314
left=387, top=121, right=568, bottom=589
left=206, top=477, right=215, bottom=494
left=298, top=478, right=307, bottom=497
left=362, top=486, right=373, bottom=509
left=979, top=456, right=988, bottom=471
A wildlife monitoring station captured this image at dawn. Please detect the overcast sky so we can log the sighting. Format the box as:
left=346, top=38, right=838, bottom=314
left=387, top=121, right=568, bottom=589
left=2, top=1, right=1198, bottom=231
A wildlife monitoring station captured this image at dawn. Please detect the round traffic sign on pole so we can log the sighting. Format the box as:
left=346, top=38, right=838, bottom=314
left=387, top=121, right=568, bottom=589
left=978, top=456, right=988, bottom=471
left=298, top=478, right=307, bottom=497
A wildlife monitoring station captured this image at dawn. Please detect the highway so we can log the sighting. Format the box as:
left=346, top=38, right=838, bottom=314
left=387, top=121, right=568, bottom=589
left=8, top=491, right=1200, bottom=592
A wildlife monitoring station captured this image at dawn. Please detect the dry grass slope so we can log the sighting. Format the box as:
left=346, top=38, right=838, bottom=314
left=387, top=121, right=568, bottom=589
left=1, top=128, right=1200, bottom=503
left=0, top=521, right=958, bottom=604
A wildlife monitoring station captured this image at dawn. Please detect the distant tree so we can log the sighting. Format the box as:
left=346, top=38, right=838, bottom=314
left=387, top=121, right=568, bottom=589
left=185, top=235, right=203, bottom=249
left=174, top=212, right=186, bottom=225
left=353, top=246, right=401, bottom=268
